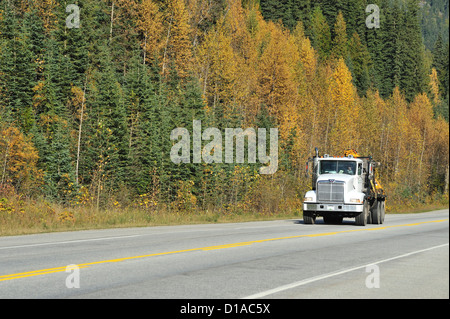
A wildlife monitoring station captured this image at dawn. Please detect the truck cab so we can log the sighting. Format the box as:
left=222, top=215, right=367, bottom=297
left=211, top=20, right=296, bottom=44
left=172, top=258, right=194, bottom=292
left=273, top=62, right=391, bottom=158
left=303, top=149, right=386, bottom=226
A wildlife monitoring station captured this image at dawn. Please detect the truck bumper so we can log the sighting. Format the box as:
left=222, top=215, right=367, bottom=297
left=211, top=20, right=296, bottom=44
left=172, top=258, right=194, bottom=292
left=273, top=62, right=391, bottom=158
left=303, top=203, right=364, bottom=213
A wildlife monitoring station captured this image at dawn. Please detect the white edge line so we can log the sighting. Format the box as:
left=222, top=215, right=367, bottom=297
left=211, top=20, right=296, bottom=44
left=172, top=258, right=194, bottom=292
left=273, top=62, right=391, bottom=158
left=242, top=243, right=449, bottom=299
left=0, top=235, right=142, bottom=250
left=0, top=228, right=221, bottom=251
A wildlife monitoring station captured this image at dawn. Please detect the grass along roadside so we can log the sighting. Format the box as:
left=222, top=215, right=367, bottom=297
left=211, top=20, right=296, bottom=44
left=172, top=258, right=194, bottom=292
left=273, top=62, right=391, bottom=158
left=0, top=199, right=300, bottom=236
left=0, top=195, right=448, bottom=237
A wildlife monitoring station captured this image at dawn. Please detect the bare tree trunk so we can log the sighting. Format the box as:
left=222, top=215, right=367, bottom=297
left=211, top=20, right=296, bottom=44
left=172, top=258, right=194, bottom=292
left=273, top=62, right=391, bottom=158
left=143, top=35, right=147, bottom=65
left=162, top=13, right=173, bottom=76
left=109, top=1, right=115, bottom=44
left=384, top=130, right=390, bottom=173
left=395, top=143, right=400, bottom=177
left=445, top=165, right=449, bottom=194
left=202, top=65, right=209, bottom=96
left=324, top=109, right=331, bottom=154
left=128, top=111, right=139, bottom=157
left=97, top=176, right=101, bottom=212
left=75, top=81, right=87, bottom=185
left=407, top=146, right=413, bottom=187
left=1, top=142, right=9, bottom=186
left=418, top=128, right=427, bottom=186
left=309, top=101, right=317, bottom=156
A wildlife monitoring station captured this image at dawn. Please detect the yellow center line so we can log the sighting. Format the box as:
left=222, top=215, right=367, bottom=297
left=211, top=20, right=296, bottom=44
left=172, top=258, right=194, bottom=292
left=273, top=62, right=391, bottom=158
left=0, top=266, right=68, bottom=279
left=1, top=218, right=448, bottom=282
left=202, top=242, right=254, bottom=251
left=0, top=264, right=91, bottom=281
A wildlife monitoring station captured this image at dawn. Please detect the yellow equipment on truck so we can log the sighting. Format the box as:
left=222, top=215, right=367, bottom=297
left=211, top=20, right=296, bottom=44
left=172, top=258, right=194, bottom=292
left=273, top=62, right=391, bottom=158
left=303, top=148, right=386, bottom=226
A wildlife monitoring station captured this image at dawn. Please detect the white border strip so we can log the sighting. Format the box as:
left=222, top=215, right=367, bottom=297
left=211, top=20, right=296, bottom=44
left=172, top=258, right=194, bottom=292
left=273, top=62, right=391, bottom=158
left=0, top=235, right=141, bottom=250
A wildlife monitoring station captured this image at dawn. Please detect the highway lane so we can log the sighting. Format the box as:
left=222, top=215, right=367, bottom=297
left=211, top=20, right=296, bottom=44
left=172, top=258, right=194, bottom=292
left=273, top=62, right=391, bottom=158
left=0, top=209, right=448, bottom=299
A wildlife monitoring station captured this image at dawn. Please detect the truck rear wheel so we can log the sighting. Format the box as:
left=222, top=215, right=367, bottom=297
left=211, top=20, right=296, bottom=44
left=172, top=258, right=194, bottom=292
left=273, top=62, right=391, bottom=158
left=355, top=201, right=368, bottom=226
left=380, top=201, right=385, bottom=224
left=371, top=200, right=382, bottom=224
left=303, top=211, right=316, bottom=224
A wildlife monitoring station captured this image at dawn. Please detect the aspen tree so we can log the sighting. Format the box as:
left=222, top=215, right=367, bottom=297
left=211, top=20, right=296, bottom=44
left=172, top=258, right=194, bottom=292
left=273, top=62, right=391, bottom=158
left=328, top=58, right=358, bottom=154
left=136, top=0, right=163, bottom=65
left=408, top=94, right=434, bottom=187
left=196, top=17, right=238, bottom=119
left=0, top=125, right=42, bottom=193
left=164, top=0, right=193, bottom=80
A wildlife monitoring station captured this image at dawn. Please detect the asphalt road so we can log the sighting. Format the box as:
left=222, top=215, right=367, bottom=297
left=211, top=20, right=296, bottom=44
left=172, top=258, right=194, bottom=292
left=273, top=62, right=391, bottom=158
left=0, top=210, right=448, bottom=300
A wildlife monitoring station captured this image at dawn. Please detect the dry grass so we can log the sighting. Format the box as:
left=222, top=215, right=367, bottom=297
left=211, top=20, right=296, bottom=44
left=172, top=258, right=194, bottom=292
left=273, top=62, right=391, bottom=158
left=1, top=190, right=447, bottom=237
left=0, top=197, right=300, bottom=236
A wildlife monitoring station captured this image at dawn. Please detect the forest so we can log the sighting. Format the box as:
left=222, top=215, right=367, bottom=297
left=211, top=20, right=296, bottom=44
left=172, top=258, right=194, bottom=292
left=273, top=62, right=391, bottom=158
left=0, top=0, right=448, bottom=230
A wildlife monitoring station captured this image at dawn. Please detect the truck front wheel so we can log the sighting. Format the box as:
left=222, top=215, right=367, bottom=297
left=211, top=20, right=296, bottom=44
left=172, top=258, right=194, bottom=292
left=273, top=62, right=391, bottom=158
left=355, top=201, right=369, bottom=226
left=303, top=211, right=316, bottom=224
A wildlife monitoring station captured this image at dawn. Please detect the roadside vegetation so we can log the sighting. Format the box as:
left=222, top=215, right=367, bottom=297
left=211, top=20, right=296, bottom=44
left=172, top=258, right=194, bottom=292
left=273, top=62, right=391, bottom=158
left=1, top=182, right=447, bottom=236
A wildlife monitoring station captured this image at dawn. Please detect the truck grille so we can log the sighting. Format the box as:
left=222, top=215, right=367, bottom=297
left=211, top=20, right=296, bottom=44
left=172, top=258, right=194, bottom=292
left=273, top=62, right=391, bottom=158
left=317, top=181, right=345, bottom=202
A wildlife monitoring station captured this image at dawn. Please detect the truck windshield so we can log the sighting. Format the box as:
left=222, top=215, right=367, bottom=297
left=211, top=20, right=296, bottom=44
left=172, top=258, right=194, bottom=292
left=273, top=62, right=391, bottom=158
left=319, top=160, right=356, bottom=175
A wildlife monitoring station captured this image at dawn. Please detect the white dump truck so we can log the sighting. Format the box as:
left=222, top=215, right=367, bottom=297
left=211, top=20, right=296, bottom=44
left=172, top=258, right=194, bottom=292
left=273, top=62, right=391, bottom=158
left=303, top=149, right=386, bottom=226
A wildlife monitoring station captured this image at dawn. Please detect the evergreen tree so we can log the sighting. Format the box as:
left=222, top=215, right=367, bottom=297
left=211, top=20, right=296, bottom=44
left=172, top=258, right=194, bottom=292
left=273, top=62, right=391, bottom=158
left=260, top=0, right=313, bottom=32
left=53, top=0, right=89, bottom=88
left=83, top=42, right=128, bottom=195
left=310, top=6, right=332, bottom=61
left=259, top=0, right=287, bottom=25
left=315, top=0, right=344, bottom=28
left=289, top=0, right=312, bottom=33
left=382, top=0, right=403, bottom=98
left=400, top=0, right=428, bottom=102
left=444, top=42, right=449, bottom=121
left=433, top=34, right=448, bottom=100
left=432, top=37, right=449, bottom=121
left=349, top=32, right=372, bottom=96
left=0, top=4, right=36, bottom=132
left=123, top=52, right=157, bottom=194
left=342, top=0, right=366, bottom=40
left=420, top=0, right=449, bottom=51
left=167, top=76, right=206, bottom=198
left=31, top=33, right=77, bottom=202
left=331, top=11, right=349, bottom=61
left=366, top=0, right=427, bottom=101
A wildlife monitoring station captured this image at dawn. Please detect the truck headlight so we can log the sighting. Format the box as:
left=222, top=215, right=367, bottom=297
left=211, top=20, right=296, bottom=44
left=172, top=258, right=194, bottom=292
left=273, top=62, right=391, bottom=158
left=304, top=197, right=314, bottom=202
left=350, top=198, right=362, bottom=203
